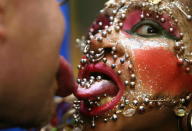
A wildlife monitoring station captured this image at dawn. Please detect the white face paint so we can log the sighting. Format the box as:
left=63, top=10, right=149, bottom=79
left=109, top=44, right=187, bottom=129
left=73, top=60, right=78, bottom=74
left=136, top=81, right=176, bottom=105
left=118, top=32, right=169, bottom=50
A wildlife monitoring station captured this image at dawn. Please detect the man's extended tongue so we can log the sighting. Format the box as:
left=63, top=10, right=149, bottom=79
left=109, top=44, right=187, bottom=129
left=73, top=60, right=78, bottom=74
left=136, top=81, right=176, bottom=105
left=74, top=80, right=118, bottom=99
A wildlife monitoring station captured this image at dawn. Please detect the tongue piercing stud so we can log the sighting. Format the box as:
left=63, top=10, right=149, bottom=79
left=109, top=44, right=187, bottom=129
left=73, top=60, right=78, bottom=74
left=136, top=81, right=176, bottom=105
left=96, top=76, right=102, bottom=81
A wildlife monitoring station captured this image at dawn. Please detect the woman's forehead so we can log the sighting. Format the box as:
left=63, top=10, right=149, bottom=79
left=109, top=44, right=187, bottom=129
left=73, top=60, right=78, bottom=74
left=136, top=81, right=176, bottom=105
left=105, top=0, right=192, bottom=19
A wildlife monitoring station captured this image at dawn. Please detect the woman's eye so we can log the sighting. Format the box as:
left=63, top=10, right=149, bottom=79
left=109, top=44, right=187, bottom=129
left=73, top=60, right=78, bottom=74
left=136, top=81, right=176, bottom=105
left=135, top=24, right=160, bottom=37
left=128, top=20, right=163, bottom=38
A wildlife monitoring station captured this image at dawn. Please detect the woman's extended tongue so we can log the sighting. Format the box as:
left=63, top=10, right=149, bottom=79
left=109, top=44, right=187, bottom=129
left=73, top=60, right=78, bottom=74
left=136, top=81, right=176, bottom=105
left=74, top=80, right=118, bottom=99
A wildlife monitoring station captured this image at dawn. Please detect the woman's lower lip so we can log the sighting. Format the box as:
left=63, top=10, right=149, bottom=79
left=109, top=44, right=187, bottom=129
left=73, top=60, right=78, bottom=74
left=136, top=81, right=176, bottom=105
left=73, top=62, right=125, bottom=116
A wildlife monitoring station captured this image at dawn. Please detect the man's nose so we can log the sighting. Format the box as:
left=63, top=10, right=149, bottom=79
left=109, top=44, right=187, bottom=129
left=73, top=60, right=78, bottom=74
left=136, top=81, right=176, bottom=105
left=89, top=30, right=125, bottom=57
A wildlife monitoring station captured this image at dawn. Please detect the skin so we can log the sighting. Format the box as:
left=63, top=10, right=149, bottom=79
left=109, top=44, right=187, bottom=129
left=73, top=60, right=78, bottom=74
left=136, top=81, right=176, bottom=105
left=76, top=0, right=192, bottom=130
left=0, top=0, right=71, bottom=128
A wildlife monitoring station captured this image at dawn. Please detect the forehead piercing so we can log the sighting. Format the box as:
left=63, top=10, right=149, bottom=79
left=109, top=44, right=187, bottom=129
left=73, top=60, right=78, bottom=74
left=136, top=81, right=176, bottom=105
left=174, top=2, right=192, bottom=21
left=160, top=17, right=165, bottom=23
left=169, top=27, right=174, bottom=32
left=187, top=15, right=192, bottom=21
left=140, top=14, right=145, bottom=19
left=120, top=13, right=126, bottom=20
left=156, top=15, right=160, bottom=19
left=146, top=13, right=150, bottom=17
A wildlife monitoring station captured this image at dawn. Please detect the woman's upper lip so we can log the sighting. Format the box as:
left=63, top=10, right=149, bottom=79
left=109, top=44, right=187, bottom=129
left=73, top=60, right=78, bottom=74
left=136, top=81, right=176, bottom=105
left=73, top=62, right=125, bottom=116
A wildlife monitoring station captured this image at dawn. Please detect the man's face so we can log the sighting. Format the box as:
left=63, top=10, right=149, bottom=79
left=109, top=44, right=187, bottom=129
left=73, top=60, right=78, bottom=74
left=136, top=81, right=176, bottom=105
left=0, top=0, right=66, bottom=128
left=73, top=0, right=192, bottom=130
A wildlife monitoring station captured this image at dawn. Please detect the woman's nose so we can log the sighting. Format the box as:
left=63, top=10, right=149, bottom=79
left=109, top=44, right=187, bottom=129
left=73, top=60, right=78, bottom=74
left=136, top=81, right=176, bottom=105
left=89, top=30, right=125, bottom=57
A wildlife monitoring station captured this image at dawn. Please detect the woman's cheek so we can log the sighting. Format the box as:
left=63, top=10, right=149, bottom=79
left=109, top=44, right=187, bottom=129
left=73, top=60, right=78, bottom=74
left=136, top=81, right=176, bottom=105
left=134, top=48, right=192, bottom=96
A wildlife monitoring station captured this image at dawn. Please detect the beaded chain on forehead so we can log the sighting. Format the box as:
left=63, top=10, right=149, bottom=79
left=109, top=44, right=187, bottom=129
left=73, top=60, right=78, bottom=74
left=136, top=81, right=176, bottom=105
left=74, top=0, right=192, bottom=129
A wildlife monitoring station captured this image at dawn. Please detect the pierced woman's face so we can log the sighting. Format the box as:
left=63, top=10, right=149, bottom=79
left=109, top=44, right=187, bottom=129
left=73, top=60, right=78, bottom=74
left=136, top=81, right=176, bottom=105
left=73, top=0, right=192, bottom=130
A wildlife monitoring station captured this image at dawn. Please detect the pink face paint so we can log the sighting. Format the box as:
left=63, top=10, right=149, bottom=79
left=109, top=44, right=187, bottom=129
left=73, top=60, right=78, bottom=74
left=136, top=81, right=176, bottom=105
left=134, top=48, right=192, bottom=96
left=122, top=10, right=181, bottom=39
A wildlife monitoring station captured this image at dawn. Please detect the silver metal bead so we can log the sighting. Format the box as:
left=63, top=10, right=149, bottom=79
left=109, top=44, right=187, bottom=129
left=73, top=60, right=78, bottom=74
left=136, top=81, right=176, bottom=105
left=96, top=76, right=102, bottom=81
left=103, top=57, right=107, bottom=63
left=77, top=65, right=81, bottom=70
left=187, top=15, right=192, bottom=20
left=133, top=100, right=138, bottom=106
left=112, top=114, right=118, bottom=120
left=111, top=64, right=116, bottom=69
left=124, top=80, right=129, bottom=86
left=117, top=70, right=122, bottom=75
left=115, top=26, right=120, bottom=32
left=160, top=17, right=165, bottom=23
left=113, top=55, right=118, bottom=59
left=120, top=58, right=125, bottom=64
left=138, top=106, right=145, bottom=112
left=97, top=37, right=103, bottom=42
left=102, top=31, right=107, bottom=37
left=112, top=46, right=117, bottom=51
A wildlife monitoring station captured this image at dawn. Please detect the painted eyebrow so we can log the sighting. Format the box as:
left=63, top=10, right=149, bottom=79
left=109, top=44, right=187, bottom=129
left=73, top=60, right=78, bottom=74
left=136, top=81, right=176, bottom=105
left=121, top=9, right=181, bottom=39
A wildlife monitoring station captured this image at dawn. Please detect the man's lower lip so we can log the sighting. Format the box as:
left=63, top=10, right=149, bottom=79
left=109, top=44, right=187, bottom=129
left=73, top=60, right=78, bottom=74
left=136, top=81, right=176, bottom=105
left=74, top=62, right=125, bottom=116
